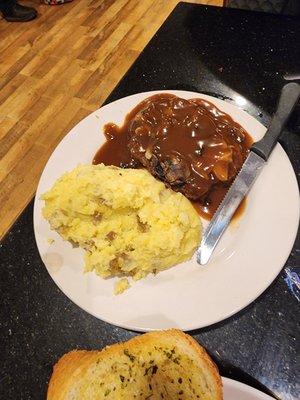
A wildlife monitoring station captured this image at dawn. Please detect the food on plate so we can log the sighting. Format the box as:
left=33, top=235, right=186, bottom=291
left=114, top=278, right=130, bottom=295
left=47, top=329, right=222, bottom=400
left=94, top=93, right=253, bottom=219
left=41, top=164, right=201, bottom=292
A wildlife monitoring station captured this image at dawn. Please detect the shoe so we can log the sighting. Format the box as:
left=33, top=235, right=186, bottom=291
left=1, top=1, right=37, bottom=22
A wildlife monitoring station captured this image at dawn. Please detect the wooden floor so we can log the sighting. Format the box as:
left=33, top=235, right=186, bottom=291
left=0, top=0, right=223, bottom=239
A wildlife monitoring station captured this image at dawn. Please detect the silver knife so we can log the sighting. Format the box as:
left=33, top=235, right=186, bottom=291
left=197, top=82, right=300, bottom=265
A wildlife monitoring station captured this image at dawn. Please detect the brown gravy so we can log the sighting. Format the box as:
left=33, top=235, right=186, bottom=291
left=93, top=94, right=253, bottom=220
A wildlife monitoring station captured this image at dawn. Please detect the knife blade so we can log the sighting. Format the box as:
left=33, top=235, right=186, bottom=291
left=197, top=151, right=265, bottom=265
left=197, top=82, right=300, bottom=265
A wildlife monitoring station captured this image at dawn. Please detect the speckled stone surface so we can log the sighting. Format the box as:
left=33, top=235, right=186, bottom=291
left=0, top=3, right=299, bottom=400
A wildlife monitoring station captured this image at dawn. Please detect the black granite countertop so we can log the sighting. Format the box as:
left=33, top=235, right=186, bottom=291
left=1, top=3, right=299, bottom=399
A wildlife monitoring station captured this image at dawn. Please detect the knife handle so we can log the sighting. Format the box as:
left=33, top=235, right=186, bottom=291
left=251, top=82, right=300, bottom=161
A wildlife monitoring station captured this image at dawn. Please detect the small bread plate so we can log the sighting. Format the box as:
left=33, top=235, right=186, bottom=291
left=223, top=377, right=275, bottom=400
left=34, top=90, right=299, bottom=331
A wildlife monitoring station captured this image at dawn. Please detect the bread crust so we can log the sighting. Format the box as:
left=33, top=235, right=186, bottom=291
left=47, top=329, right=222, bottom=400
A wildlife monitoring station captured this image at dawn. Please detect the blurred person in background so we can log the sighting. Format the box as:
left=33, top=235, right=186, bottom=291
left=0, top=0, right=73, bottom=22
left=0, top=0, right=37, bottom=21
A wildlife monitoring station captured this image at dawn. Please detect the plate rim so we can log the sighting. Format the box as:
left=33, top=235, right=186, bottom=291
left=222, top=377, right=275, bottom=400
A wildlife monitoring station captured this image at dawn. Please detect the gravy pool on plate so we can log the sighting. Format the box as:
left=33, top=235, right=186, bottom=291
left=93, top=94, right=253, bottom=220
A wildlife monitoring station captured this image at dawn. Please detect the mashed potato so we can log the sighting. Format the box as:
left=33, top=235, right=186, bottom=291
left=42, top=164, right=201, bottom=291
left=114, top=278, right=130, bottom=295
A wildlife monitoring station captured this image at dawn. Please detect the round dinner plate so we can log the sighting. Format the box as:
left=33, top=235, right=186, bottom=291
left=34, top=90, right=299, bottom=331
left=222, top=377, right=274, bottom=400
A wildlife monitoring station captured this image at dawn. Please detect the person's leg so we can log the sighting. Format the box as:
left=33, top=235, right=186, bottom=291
left=0, top=0, right=37, bottom=22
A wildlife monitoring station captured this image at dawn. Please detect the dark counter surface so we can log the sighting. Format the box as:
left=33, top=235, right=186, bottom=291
left=1, top=3, right=299, bottom=399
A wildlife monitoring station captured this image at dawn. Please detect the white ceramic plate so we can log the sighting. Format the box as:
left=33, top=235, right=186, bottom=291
left=223, top=377, right=274, bottom=400
left=34, top=90, right=299, bottom=331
